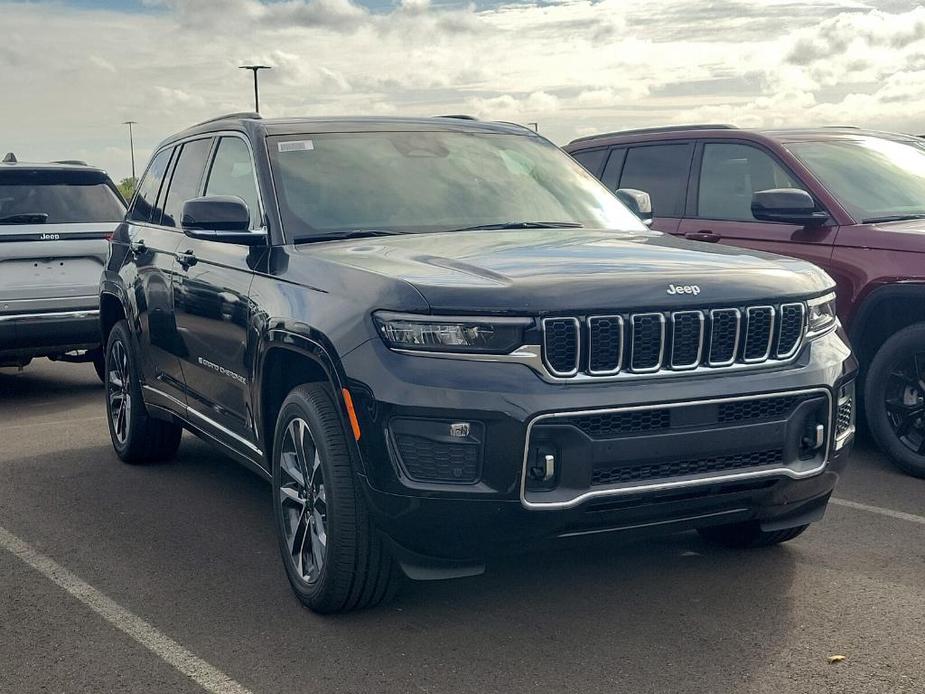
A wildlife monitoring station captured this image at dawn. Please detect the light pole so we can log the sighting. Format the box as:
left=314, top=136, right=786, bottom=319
left=122, top=120, right=137, bottom=181
left=239, top=65, right=272, bottom=113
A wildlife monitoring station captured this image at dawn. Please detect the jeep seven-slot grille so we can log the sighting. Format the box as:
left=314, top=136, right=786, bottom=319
left=542, top=302, right=806, bottom=379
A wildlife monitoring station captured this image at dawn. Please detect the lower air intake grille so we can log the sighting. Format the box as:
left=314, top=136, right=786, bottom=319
left=561, top=409, right=671, bottom=438
left=718, top=395, right=799, bottom=423
left=591, top=448, right=784, bottom=486
left=837, top=398, right=853, bottom=438
left=394, top=434, right=480, bottom=483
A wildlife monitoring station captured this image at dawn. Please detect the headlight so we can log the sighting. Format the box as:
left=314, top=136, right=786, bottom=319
left=373, top=311, right=530, bottom=353
left=806, top=293, right=838, bottom=338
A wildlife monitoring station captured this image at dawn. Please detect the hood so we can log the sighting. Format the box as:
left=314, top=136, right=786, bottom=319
left=301, top=228, right=833, bottom=314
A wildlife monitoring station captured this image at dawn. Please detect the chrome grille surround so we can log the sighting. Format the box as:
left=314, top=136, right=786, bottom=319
left=670, top=310, right=705, bottom=370
left=743, top=306, right=776, bottom=363
left=630, top=313, right=666, bottom=373
left=539, top=301, right=810, bottom=381
left=587, top=315, right=624, bottom=375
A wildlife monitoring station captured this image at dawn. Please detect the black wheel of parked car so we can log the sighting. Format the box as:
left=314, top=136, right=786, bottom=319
left=865, top=324, right=925, bottom=478
left=105, top=320, right=182, bottom=463
left=91, top=348, right=106, bottom=383
left=697, top=521, right=808, bottom=548
left=272, top=383, right=399, bottom=613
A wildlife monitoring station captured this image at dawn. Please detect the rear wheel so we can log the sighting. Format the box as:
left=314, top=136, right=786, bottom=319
left=865, top=324, right=925, bottom=478
left=272, top=383, right=399, bottom=613
left=105, top=320, right=182, bottom=463
left=698, top=521, right=808, bottom=548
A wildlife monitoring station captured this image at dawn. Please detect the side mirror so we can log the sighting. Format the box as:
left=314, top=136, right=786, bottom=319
left=181, top=195, right=266, bottom=245
left=615, top=188, right=653, bottom=226
left=751, top=188, right=829, bottom=226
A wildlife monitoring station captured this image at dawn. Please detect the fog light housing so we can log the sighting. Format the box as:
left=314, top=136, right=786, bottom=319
left=388, top=418, right=484, bottom=484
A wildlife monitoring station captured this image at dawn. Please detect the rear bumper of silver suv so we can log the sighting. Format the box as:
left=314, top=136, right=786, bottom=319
left=0, top=303, right=100, bottom=361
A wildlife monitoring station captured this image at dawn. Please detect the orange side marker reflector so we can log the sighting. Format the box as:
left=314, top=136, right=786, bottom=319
left=342, top=388, right=362, bottom=441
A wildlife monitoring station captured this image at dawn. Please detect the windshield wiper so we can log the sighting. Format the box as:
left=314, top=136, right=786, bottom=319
left=447, top=221, right=584, bottom=232
left=0, top=213, right=48, bottom=225
left=295, top=229, right=405, bottom=243
left=862, top=213, right=925, bottom=224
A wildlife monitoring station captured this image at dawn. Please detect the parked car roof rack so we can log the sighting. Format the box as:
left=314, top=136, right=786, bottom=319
left=435, top=114, right=478, bottom=120
left=570, top=124, right=737, bottom=145
left=191, top=111, right=263, bottom=128
left=52, top=159, right=88, bottom=166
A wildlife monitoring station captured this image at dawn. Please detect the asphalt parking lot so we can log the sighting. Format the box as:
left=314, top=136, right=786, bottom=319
left=1, top=359, right=922, bottom=694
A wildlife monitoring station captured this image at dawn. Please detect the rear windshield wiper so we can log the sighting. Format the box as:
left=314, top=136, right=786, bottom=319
left=294, top=229, right=405, bottom=243
left=862, top=213, right=925, bottom=223
left=447, top=221, right=584, bottom=232
left=0, top=213, right=48, bottom=225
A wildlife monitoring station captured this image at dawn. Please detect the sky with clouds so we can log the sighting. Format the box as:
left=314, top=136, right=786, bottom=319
left=4, top=0, right=925, bottom=180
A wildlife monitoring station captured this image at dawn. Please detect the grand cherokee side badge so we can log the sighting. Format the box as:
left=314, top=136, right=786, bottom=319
left=667, top=284, right=701, bottom=296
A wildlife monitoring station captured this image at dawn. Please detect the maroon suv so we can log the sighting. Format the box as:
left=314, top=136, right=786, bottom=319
left=566, top=125, right=925, bottom=478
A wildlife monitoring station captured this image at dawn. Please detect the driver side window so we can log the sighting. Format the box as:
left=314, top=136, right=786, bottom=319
left=204, top=137, right=262, bottom=229
left=698, top=143, right=806, bottom=222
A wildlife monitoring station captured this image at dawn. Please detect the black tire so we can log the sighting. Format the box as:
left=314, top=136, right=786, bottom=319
left=864, top=324, right=925, bottom=478
left=698, top=521, right=808, bottom=548
left=272, top=383, right=399, bottom=613
left=91, top=348, right=106, bottom=383
left=105, top=320, right=182, bottom=463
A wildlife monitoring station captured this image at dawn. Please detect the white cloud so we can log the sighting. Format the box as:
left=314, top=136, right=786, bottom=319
left=3, top=0, right=925, bottom=180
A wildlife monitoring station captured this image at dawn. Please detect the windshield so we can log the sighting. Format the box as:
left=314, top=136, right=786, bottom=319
left=0, top=170, right=125, bottom=224
left=268, top=131, right=644, bottom=240
left=786, top=137, right=925, bottom=222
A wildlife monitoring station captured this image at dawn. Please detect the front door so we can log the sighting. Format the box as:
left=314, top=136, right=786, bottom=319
left=676, top=141, right=838, bottom=272
left=172, top=135, right=266, bottom=456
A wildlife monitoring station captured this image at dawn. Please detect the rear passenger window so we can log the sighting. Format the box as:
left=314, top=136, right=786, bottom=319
left=570, top=149, right=608, bottom=177
left=620, top=144, right=693, bottom=218
left=698, top=143, right=805, bottom=222
left=128, top=148, right=172, bottom=224
left=161, top=138, right=213, bottom=228
left=205, top=137, right=261, bottom=228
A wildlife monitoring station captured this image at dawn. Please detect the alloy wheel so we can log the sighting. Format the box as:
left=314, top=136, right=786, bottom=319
left=107, top=339, right=132, bottom=445
left=278, top=417, right=328, bottom=583
left=884, top=351, right=925, bottom=455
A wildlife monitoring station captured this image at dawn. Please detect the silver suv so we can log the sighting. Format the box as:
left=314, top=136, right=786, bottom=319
left=0, top=154, right=125, bottom=378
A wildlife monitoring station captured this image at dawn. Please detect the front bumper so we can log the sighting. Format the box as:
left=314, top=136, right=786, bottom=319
left=341, top=328, right=856, bottom=567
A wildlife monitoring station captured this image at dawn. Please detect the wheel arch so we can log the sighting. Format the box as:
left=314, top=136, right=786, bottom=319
left=257, top=330, right=363, bottom=471
left=850, top=283, right=925, bottom=367
left=99, top=289, right=128, bottom=346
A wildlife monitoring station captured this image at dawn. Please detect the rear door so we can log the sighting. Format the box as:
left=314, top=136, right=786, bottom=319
left=0, top=168, right=124, bottom=335
left=676, top=141, right=838, bottom=272
left=171, top=135, right=264, bottom=456
left=599, top=143, right=694, bottom=234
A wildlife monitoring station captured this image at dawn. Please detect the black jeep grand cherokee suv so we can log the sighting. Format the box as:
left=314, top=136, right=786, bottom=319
left=100, top=113, right=856, bottom=613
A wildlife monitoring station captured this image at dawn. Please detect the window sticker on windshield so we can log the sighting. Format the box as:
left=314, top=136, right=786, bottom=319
left=278, top=140, right=314, bottom=153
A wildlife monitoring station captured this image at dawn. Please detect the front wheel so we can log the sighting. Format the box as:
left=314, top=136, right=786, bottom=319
left=864, top=324, right=925, bottom=478
left=105, top=320, right=182, bottom=463
left=272, top=383, right=399, bottom=613
left=698, top=521, right=808, bottom=548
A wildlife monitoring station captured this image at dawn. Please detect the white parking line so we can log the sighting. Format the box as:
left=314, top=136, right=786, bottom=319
left=831, top=497, right=925, bottom=526
left=0, top=525, right=253, bottom=694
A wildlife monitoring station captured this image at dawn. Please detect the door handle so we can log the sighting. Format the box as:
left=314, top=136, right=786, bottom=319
left=177, top=250, right=198, bottom=269
left=684, top=231, right=721, bottom=243
left=130, top=239, right=147, bottom=256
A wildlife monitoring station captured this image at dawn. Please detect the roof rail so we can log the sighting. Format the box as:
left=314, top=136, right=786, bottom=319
left=190, top=111, right=262, bottom=128
left=2, top=152, right=16, bottom=163
left=53, top=159, right=88, bottom=166
left=570, top=123, right=737, bottom=145
left=821, top=125, right=860, bottom=129
left=435, top=114, right=478, bottom=120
